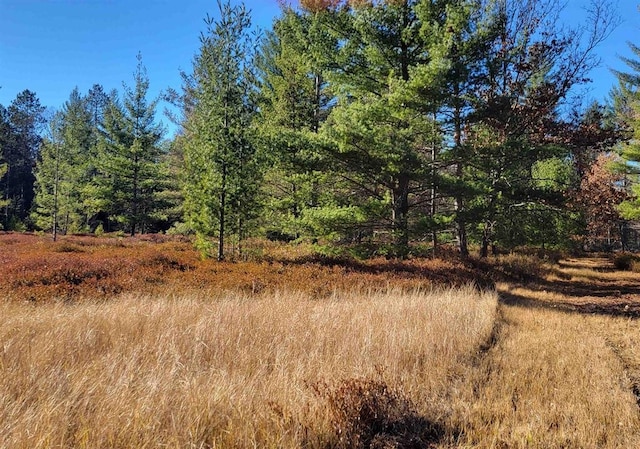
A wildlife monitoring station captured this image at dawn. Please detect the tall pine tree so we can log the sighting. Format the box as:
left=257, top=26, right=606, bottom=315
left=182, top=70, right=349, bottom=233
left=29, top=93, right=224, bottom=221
left=182, top=0, right=261, bottom=260
left=308, top=0, right=461, bottom=255
left=256, top=7, right=335, bottom=240
left=613, top=40, right=640, bottom=221
left=1, top=90, right=45, bottom=229
left=32, top=88, right=94, bottom=237
left=95, top=55, right=166, bottom=236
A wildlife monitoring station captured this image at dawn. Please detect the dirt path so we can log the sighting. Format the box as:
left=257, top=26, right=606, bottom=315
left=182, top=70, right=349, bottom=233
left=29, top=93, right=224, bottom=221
left=499, top=257, right=640, bottom=409
left=445, top=257, right=640, bottom=448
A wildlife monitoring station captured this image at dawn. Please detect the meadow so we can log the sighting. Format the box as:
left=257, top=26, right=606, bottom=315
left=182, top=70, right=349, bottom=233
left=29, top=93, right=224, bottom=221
left=1, top=233, right=640, bottom=448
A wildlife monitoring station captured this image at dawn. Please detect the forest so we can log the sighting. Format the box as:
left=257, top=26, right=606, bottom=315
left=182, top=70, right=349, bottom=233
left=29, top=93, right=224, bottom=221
left=0, top=0, right=638, bottom=259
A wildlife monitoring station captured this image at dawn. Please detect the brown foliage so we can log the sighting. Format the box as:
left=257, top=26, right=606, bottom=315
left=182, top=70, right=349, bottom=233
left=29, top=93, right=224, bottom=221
left=574, top=153, right=627, bottom=246
left=298, top=0, right=405, bottom=12
left=313, top=377, right=442, bottom=449
left=299, top=0, right=343, bottom=12
left=0, top=233, right=489, bottom=302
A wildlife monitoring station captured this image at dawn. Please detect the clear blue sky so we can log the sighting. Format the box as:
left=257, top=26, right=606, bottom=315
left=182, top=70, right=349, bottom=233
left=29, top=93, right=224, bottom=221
left=0, top=0, right=280, bottom=132
left=0, top=0, right=638, bottom=131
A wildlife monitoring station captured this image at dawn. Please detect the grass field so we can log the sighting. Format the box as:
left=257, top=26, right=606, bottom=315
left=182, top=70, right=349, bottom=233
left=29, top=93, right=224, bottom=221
left=1, top=234, right=640, bottom=448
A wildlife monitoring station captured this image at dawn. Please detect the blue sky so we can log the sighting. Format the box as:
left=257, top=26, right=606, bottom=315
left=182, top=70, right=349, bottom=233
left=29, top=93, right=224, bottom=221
left=0, top=0, right=280, bottom=131
left=0, top=0, right=638, bottom=133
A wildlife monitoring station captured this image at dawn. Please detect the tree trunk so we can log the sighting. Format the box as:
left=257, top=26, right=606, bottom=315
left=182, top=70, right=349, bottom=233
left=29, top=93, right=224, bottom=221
left=218, top=162, right=227, bottom=262
left=453, top=82, right=468, bottom=257
left=480, top=226, right=489, bottom=258
left=52, top=144, right=59, bottom=242
left=131, top=154, right=139, bottom=237
left=431, top=112, right=438, bottom=257
left=393, top=175, right=410, bottom=257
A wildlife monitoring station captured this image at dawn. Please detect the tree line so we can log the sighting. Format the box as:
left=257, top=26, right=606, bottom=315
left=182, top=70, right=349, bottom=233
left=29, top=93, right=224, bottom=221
left=1, top=0, right=639, bottom=259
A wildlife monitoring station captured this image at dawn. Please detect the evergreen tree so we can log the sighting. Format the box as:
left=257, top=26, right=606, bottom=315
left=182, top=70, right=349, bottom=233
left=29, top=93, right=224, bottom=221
left=0, top=109, right=11, bottom=223
left=461, top=0, right=617, bottom=255
left=256, top=7, right=334, bottom=240
left=32, top=88, right=94, bottom=236
left=306, top=0, right=463, bottom=255
left=613, top=41, right=640, bottom=221
left=182, top=0, right=261, bottom=260
left=1, top=90, right=45, bottom=229
left=154, top=137, right=185, bottom=232
left=0, top=149, right=8, bottom=219
left=86, top=84, right=109, bottom=135
left=429, top=0, right=501, bottom=256
left=96, top=55, right=166, bottom=236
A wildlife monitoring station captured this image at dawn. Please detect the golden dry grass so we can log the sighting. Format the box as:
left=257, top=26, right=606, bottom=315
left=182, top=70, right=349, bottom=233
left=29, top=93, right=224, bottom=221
left=0, top=287, right=497, bottom=448
left=463, top=256, right=640, bottom=448
left=2, top=234, right=640, bottom=448
left=452, top=306, right=640, bottom=448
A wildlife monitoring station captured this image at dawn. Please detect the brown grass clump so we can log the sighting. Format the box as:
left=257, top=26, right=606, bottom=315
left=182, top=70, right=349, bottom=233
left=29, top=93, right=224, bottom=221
left=313, top=377, right=442, bottom=448
left=612, top=252, right=640, bottom=272
left=0, top=287, right=497, bottom=448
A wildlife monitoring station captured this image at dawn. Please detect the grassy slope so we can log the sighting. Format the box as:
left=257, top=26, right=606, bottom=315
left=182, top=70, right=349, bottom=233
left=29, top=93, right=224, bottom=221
left=1, top=234, right=640, bottom=448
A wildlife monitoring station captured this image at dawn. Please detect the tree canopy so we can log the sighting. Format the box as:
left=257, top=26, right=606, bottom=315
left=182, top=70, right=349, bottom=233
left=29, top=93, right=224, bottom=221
left=3, top=0, right=637, bottom=256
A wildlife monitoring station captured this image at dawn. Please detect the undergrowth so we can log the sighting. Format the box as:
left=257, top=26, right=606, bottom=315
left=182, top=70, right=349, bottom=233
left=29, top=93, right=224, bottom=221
left=313, top=377, right=443, bottom=449
left=0, top=233, right=491, bottom=302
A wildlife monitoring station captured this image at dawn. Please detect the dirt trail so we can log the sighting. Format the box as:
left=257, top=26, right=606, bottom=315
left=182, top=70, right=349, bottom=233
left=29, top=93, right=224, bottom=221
left=446, top=257, right=640, bottom=448
left=499, top=257, right=640, bottom=408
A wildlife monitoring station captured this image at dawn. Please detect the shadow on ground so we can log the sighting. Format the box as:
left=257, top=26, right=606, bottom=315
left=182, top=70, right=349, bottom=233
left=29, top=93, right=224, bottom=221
left=500, top=257, right=640, bottom=319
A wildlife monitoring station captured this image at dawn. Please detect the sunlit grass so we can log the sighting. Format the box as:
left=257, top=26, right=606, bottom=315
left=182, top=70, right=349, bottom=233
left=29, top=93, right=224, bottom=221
left=2, top=234, right=640, bottom=447
left=453, top=305, right=640, bottom=448
left=0, top=287, right=497, bottom=448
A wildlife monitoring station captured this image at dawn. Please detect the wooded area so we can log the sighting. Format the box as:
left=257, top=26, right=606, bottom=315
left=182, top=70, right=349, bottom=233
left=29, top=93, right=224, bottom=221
left=1, top=0, right=639, bottom=258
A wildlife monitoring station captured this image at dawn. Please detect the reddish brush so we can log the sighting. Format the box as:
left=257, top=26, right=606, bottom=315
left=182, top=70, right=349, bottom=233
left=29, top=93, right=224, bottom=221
left=0, top=233, right=490, bottom=302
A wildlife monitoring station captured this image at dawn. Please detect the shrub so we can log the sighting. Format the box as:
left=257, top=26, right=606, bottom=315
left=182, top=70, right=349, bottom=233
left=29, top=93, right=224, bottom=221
left=52, top=242, right=84, bottom=253
left=497, top=254, right=548, bottom=281
left=166, top=221, right=194, bottom=236
left=313, top=378, right=442, bottom=449
left=613, top=253, right=638, bottom=271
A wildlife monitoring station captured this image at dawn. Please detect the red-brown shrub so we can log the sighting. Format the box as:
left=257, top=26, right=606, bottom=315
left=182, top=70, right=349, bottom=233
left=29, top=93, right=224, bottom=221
left=312, top=378, right=442, bottom=449
left=0, top=233, right=491, bottom=302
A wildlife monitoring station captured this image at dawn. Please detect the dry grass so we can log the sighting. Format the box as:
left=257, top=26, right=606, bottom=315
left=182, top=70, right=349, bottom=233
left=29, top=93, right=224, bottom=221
left=0, top=287, right=497, bottom=448
left=451, top=306, right=640, bottom=448
left=461, top=255, right=640, bottom=448
left=2, top=233, right=640, bottom=447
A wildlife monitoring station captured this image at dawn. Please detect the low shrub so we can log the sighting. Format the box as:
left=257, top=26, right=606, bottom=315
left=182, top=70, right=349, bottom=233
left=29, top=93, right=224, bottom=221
left=613, top=253, right=639, bottom=271
left=51, top=242, right=85, bottom=253
left=313, top=378, right=442, bottom=449
left=0, top=233, right=493, bottom=302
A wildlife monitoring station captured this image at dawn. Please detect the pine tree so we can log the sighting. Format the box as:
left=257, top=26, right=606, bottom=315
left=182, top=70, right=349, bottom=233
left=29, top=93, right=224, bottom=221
left=1, top=90, right=45, bottom=229
left=0, top=110, right=11, bottom=221
left=461, top=0, right=617, bottom=255
left=96, top=55, right=166, bottom=236
left=613, top=41, right=640, bottom=222
left=182, top=0, right=261, bottom=260
left=256, top=7, right=334, bottom=240
left=0, top=149, right=8, bottom=218
left=32, top=88, right=94, bottom=237
left=308, top=0, right=459, bottom=255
